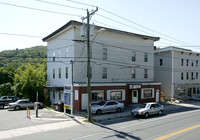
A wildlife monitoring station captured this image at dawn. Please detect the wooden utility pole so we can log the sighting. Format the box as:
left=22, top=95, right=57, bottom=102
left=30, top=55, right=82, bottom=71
left=82, top=7, right=98, bottom=122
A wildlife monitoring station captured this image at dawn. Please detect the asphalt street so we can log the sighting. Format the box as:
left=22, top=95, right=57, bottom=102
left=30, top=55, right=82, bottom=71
left=1, top=102, right=200, bottom=140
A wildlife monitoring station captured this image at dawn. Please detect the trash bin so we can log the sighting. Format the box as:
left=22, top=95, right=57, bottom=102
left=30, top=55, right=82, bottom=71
left=53, top=102, right=64, bottom=112
left=53, top=102, right=59, bottom=111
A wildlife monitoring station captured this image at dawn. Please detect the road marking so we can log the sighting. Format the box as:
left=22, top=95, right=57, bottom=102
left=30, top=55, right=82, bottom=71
left=154, top=124, right=200, bottom=140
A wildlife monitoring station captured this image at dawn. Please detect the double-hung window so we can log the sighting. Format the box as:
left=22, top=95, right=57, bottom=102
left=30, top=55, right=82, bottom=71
left=160, top=59, right=163, bottom=66
left=132, top=68, right=136, bottom=79
left=53, top=69, right=55, bottom=79
left=144, top=53, right=148, bottom=62
left=65, top=67, right=68, bottom=79
left=181, top=72, right=184, bottom=80
left=144, top=69, right=148, bottom=78
left=132, top=51, right=136, bottom=62
left=103, top=48, right=107, bottom=60
left=59, top=68, right=61, bottom=78
left=181, top=59, right=184, bottom=66
left=102, top=68, right=107, bottom=79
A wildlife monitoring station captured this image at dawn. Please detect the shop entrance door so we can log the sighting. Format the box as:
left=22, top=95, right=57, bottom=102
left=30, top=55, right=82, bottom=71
left=132, top=90, right=138, bottom=103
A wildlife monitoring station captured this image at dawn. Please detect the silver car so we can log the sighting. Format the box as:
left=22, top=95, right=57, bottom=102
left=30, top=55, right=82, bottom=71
left=91, top=100, right=124, bottom=115
left=8, top=99, right=44, bottom=110
left=131, top=102, right=164, bottom=118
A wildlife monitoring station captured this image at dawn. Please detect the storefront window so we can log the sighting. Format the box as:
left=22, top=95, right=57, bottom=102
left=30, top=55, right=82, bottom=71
left=142, top=89, right=154, bottom=98
left=110, top=91, right=122, bottom=100
left=92, top=91, right=104, bottom=101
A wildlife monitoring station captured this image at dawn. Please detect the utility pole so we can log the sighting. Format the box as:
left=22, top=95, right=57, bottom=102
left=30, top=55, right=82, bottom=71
left=70, top=60, right=74, bottom=116
left=82, top=7, right=98, bottom=122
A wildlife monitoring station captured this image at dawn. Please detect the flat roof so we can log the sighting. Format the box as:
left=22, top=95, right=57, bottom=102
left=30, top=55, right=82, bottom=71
left=43, top=20, right=160, bottom=42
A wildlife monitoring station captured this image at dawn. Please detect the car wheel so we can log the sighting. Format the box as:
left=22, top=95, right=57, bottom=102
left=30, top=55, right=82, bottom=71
left=14, top=106, right=21, bottom=110
left=116, top=108, right=122, bottom=113
left=0, top=104, right=4, bottom=109
left=158, top=110, right=162, bottom=115
left=144, top=113, right=149, bottom=118
left=96, top=110, right=102, bottom=115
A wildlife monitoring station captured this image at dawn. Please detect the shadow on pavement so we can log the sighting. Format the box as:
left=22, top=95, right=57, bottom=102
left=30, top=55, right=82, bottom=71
left=97, top=101, right=200, bottom=125
left=93, top=122, right=142, bottom=140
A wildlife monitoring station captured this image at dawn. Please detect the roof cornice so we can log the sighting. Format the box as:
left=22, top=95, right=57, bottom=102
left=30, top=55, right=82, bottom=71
left=42, top=20, right=160, bottom=42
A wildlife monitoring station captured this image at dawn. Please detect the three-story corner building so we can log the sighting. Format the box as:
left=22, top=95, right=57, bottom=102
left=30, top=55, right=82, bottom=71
left=154, top=47, right=200, bottom=100
left=43, top=20, right=161, bottom=112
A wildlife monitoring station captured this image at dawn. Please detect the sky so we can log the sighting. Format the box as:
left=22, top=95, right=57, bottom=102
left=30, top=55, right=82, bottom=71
left=0, top=0, right=200, bottom=52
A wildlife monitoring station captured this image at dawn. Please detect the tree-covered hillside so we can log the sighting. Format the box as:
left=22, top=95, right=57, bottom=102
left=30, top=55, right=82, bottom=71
left=0, top=46, right=47, bottom=68
left=0, top=46, right=47, bottom=103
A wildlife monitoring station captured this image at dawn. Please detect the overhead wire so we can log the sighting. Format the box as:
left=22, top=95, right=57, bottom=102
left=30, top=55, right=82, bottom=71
left=64, top=0, right=196, bottom=47
left=0, top=1, right=81, bottom=17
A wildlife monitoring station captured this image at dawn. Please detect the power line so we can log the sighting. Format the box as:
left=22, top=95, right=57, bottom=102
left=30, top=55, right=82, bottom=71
left=36, top=0, right=86, bottom=10
left=64, top=0, right=195, bottom=46
left=0, top=1, right=81, bottom=17
left=98, top=7, right=195, bottom=46
left=65, top=0, right=95, bottom=8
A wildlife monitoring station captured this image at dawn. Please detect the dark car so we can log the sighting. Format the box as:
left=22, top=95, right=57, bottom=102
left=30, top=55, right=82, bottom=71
left=0, top=96, right=19, bottom=109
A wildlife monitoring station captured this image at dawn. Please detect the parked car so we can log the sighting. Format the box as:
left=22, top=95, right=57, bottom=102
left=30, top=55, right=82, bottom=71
left=0, top=96, right=19, bottom=109
left=8, top=99, right=44, bottom=110
left=131, top=102, right=164, bottom=118
left=91, top=100, right=124, bottom=115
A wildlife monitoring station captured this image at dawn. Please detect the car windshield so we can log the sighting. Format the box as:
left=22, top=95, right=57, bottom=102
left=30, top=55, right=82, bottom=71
left=140, top=103, right=148, bottom=108
left=97, top=101, right=106, bottom=106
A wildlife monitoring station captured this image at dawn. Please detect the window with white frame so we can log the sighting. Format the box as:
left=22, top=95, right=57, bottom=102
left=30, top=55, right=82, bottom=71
left=103, top=48, right=107, bottom=60
left=196, top=72, right=198, bottom=79
left=186, top=59, right=189, bottom=66
left=160, top=59, right=163, bottom=66
left=132, top=68, right=136, bottom=79
left=191, top=60, right=194, bottom=67
left=65, top=67, right=68, bottom=79
left=144, top=53, right=148, bottom=62
left=102, top=67, right=107, bottom=79
left=110, top=91, right=122, bottom=100
left=53, top=69, right=55, bottom=79
left=92, top=91, right=104, bottom=102
left=196, top=60, right=198, bottom=67
left=181, top=72, right=184, bottom=80
left=191, top=72, right=194, bottom=80
left=186, top=72, right=189, bottom=80
left=132, top=51, right=136, bottom=61
left=142, top=88, right=154, bottom=99
left=59, top=68, right=61, bottom=78
left=144, top=69, right=148, bottom=78
left=181, top=59, right=184, bottom=66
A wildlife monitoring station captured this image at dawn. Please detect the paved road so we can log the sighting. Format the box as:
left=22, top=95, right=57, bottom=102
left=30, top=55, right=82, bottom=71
left=1, top=103, right=200, bottom=140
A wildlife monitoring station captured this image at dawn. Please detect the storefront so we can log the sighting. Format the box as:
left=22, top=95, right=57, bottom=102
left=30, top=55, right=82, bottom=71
left=72, top=83, right=161, bottom=112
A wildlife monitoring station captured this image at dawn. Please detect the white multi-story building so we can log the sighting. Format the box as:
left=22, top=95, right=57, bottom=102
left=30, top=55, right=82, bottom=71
left=43, top=20, right=161, bottom=111
left=154, top=47, right=200, bottom=100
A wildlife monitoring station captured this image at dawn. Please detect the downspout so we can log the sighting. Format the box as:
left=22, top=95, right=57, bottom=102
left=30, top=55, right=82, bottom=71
left=171, top=50, right=174, bottom=98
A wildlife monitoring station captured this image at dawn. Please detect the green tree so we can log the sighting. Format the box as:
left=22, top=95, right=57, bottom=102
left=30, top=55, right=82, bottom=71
left=0, top=66, right=15, bottom=84
left=14, top=63, right=47, bottom=102
left=0, top=83, right=13, bottom=97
